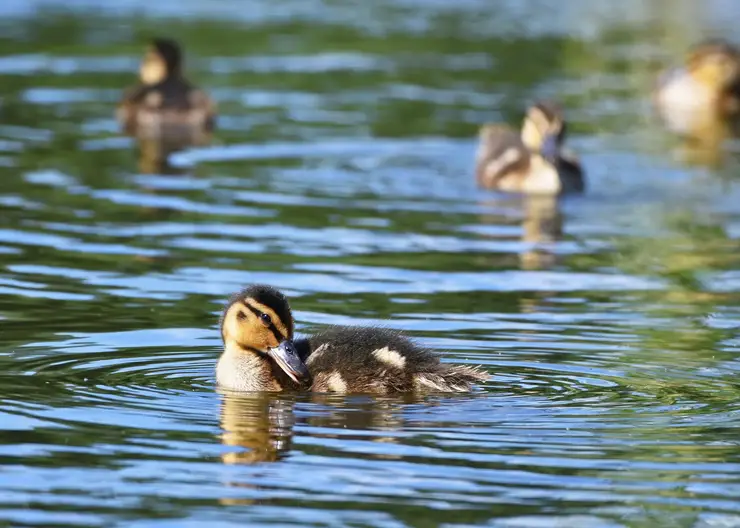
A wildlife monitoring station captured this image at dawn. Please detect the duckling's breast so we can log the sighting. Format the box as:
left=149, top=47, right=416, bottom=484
left=216, top=345, right=282, bottom=392
left=655, top=68, right=716, bottom=134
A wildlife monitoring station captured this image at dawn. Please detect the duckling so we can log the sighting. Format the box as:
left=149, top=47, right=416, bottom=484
left=654, top=39, right=740, bottom=135
left=217, top=285, right=489, bottom=394
left=117, top=38, right=216, bottom=140
left=476, top=102, right=584, bottom=194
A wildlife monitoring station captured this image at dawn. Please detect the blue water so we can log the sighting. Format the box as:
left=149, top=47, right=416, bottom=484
left=1, top=1, right=740, bottom=526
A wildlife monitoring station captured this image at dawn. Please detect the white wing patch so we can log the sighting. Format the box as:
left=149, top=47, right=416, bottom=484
left=327, top=371, right=347, bottom=393
left=372, top=347, right=406, bottom=369
left=306, top=343, right=330, bottom=366
left=483, top=147, right=522, bottom=183
left=144, top=91, right=163, bottom=108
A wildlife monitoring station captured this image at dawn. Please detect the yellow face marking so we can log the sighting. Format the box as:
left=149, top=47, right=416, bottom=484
left=221, top=295, right=293, bottom=355
left=222, top=303, right=247, bottom=345
left=521, top=110, right=546, bottom=151
left=243, top=298, right=291, bottom=339
left=691, top=53, right=740, bottom=90
left=140, top=49, right=166, bottom=85
left=522, top=107, right=563, bottom=153
left=221, top=302, right=279, bottom=351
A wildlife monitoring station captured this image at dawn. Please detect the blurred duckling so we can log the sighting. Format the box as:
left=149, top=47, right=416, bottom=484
left=476, top=102, right=584, bottom=194
left=117, top=38, right=216, bottom=141
left=654, top=39, right=740, bottom=135
left=217, top=285, right=488, bottom=394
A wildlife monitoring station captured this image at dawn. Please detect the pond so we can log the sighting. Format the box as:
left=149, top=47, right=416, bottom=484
left=1, top=0, right=740, bottom=526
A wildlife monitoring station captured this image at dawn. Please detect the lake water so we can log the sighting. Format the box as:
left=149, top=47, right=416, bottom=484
left=1, top=1, right=740, bottom=526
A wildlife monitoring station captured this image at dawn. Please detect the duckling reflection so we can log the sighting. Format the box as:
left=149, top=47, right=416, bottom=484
left=520, top=195, right=563, bottom=270
left=479, top=195, right=562, bottom=334
left=219, top=390, right=296, bottom=465
left=476, top=102, right=584, bottom=194
left=478, top=194, right=563, bottom=271
left=118, top=38, right=216, bottom=172
left=216, top=391, right=298, bottom=507
left=136, top=137, right=190, bottom=175
left=654, top=39, right=740, bottom=166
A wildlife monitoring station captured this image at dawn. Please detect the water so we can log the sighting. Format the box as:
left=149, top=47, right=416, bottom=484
left=1, top=1, right=740, bottom=526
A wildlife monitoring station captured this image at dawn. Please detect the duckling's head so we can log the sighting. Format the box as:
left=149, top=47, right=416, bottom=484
left=685, top=39, right=740, bottom=91
left=140, top=38, right=183, bottom=85
left=220, top=285, right=309, bottom=386
left=520, top=101, right=567, bottom=163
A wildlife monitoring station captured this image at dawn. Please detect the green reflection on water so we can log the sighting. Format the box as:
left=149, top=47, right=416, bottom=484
left=0, top=4, right=739, bottom=527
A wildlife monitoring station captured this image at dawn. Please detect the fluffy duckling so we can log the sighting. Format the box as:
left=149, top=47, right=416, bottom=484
left=117, top=38, right=216, bottom=139
left=476, top=102, right=584, bottom=194
left=654, top=39, right=740, bottom=133
left=217, top=285, right=489, bottom=394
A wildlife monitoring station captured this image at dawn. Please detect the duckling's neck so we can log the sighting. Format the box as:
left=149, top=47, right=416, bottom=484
left=216, top=342, right=282, bottom=392
left=163, top=68, right=184, bottom=81
left=151, top=72, right=185, bottom=87
left=140, top=66, right=183, bottom=87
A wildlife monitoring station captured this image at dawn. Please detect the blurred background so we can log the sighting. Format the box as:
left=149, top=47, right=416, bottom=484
left=1, top=1, right=740, bottom=526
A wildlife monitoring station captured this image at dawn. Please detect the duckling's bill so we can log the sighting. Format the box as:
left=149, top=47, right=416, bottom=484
left=268, top=340, right=309, bottom=383
left=540, top=132, right=560, bottom=164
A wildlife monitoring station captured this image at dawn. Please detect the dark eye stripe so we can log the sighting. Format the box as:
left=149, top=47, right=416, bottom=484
left=243, top=302, right=285, bottom=342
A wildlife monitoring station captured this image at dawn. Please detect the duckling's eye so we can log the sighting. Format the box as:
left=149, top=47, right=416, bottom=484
left=259, top=313, right=272, bottom=326
left=237, top=311, right=248, bottom=322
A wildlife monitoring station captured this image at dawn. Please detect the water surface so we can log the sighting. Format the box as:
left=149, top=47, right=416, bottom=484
left=1, top=1, right=740, bottom=526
